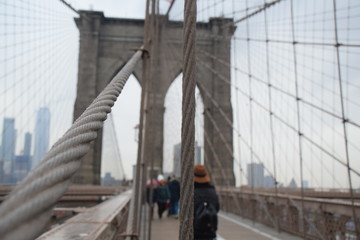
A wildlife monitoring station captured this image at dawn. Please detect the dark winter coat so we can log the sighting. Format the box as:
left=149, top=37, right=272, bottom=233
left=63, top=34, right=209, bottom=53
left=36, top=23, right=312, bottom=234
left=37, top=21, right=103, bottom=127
left=168, top=179, right=180, bottom=202
left=156, top=184, right=171, bottom=203
left=194, top=182, right=220, bottom=239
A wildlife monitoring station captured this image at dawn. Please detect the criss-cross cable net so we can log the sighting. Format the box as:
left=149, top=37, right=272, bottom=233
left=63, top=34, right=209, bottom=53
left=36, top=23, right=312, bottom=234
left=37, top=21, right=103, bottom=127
left=0, top=0, right=79, bottom=182
left=160, top=0, right=360, bottom=238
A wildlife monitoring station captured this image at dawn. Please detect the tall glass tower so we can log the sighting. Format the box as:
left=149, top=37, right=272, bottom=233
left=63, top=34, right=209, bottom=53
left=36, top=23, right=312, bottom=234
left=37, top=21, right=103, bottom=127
left=0, top=118, right=16, bottom=176
left=32, top=107, right=50, bottom=168
left=23, top=132, right=32, bottom=156
left=247, top=163, right=265, bottom=188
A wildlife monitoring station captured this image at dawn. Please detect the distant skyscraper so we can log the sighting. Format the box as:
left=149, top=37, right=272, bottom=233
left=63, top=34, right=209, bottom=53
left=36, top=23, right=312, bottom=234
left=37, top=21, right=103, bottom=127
left=173, top=143, right=181, bottom=178
left=1, top=118, right=16, bottom=176
left=247, top=163, right=264, bottom=188
left=33, top=107, right=50, bottom=168
left=12, top=132, right=33, bottom=182
left=195, top=141, right=202, bottom=165
left=23, top=132, right=32, bottom=156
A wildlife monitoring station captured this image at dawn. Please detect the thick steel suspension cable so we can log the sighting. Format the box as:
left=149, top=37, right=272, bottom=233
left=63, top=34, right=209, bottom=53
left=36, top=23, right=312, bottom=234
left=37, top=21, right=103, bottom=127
left=0, top=48, right=143, bottom=240
left=233, top=0, right=283, bottom=25
left=180, top=0, right=196, bottom=239
left=58, top=0, right=91, bottom=22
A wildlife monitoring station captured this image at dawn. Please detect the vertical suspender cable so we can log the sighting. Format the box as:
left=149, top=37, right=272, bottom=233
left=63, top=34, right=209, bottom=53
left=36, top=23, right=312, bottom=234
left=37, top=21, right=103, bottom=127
left=245, top=0, right=255, bottom=223
left=332, top=0, right=359, bottom=238
left=144, top=1, right=153, bottom=239
left=180, top=0, right=196, bottom=239
left=139, top=0, right=151, bottom=234
left=289, top=0, right=306, bottom=238
left=232, top=0, right=243, bottom=190
left=126, top=0, right=152, bottom=239
left=263, top=0, right=280, bottom=232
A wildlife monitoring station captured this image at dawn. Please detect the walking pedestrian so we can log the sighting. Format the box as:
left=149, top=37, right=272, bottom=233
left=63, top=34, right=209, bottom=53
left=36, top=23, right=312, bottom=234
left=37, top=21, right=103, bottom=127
left=193, top=164, right=220, bottom=240
left=156, top=178, right=170, bottom=219
left=168, top=176, right=180, bottom=217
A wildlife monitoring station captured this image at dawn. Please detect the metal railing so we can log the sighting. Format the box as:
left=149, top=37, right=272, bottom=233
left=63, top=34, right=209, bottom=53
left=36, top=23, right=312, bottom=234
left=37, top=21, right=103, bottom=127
left=218, top=187, right=360, bottom=240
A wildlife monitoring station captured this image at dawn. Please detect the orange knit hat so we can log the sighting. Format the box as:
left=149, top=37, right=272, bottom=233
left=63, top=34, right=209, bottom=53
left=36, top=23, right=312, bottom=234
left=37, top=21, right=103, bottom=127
left=194, top=164, right=210, bottom=183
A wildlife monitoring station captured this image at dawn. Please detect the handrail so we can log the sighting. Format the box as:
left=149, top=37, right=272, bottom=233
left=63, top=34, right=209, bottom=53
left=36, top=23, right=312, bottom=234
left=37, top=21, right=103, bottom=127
left=37, top=190, right=132, bottom=239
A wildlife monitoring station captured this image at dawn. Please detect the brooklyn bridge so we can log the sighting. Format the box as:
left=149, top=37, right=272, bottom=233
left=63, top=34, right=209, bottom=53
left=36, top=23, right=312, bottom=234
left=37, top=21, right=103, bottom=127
left=0, top=0, right=359, bottom=239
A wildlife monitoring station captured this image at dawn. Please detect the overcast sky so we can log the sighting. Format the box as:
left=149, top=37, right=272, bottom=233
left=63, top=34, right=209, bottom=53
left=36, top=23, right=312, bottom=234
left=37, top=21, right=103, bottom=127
left=1, top=0, right=359, bottom=188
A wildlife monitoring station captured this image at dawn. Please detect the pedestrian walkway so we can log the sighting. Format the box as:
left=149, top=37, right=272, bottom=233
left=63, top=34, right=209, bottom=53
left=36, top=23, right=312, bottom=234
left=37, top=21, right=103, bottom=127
left=151, top=215, right=179, bottom=240
left=151, top=211, right=302, bottom=239
left=217, top=212, right=301, bottom=240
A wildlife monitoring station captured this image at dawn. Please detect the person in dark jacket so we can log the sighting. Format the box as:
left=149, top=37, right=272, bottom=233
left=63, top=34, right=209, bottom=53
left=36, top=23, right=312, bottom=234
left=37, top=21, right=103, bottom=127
left=194, top=164, right=220, bottom=240
left=156, top=179, right=171, bottom=219
left=168, top=176, right=180, bottom=217
left=146, top=179, right=158, bottom=219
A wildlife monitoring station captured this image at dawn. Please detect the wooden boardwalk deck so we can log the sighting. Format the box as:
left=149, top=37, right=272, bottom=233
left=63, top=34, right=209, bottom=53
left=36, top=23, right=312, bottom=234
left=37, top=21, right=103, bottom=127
left=151, top=211, right=302, bottom=240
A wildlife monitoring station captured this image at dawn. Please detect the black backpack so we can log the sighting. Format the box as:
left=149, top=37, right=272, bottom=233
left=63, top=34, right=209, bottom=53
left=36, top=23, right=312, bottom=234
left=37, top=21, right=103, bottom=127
left=194, top=200, right=218, bottom=233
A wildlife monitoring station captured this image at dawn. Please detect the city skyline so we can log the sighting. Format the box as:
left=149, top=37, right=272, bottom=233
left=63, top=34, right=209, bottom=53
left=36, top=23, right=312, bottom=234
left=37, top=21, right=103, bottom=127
left=246, top=162, right=309, bottom=189
left=0, top=107, right=51, bottom=182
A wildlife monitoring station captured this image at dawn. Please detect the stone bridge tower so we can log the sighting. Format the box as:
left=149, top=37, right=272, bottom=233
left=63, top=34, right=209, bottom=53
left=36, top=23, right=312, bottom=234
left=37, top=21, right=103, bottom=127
left=73, top=11, right=235, bottom=186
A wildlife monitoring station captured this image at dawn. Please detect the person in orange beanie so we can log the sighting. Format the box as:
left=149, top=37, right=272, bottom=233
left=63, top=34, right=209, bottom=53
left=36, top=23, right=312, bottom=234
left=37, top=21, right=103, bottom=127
left=193, top=164, right=220, bottom=240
